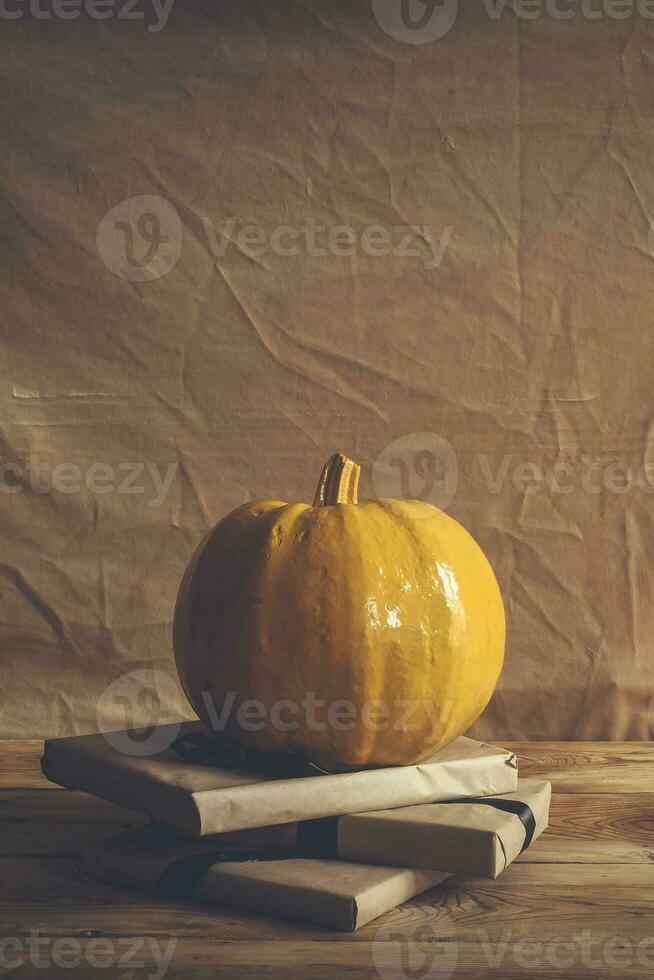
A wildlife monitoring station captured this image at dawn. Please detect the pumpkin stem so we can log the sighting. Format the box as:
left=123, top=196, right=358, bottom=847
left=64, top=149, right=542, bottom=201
left=313, top=453, right=360, bottom=506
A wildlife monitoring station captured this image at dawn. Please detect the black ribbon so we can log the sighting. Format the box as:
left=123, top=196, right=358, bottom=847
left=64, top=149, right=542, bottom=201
left=157, top=816, right=342, bottom=901
left=157, top=848, right=292, bottom=900
left=171, top=731, right=329, bottom=779
left=440, top=796, right=536, bottom=852
left=156, top=798, right=534, bottom=901
left=296, top=817, right=340, bottom=858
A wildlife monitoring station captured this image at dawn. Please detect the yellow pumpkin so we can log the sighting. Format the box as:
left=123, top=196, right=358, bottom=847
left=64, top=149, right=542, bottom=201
left=174, top=453, right=505, bottom=770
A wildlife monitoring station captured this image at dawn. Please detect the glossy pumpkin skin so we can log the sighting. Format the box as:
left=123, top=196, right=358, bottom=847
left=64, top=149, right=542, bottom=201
left=174, top=457, right=505, bottom=770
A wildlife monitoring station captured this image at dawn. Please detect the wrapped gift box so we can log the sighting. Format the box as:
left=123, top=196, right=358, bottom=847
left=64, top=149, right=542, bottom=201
left=42, top=721, right=518, bottom=836
left=336, top=778, right=551, bottom=878
left=172, top=778, right=549, bottom=879
left=82, top=823, right=452, bottom=931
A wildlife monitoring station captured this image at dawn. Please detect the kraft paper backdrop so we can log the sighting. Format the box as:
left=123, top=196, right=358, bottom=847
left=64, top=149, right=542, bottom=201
left=1, top=1, right=653, bottom=739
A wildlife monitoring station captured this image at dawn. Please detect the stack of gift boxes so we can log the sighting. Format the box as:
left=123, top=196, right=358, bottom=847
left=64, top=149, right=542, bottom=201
left=42, top=722, right=550, bottom=931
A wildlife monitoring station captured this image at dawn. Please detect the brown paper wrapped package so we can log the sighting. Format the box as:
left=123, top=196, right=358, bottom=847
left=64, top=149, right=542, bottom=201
left=82, top=824, right=452, bottom=931
left=42, top=722, right=518, bottom=835
left=180, top=779, right=550, bottom=878
left=337, top=779, right=551, bottom=878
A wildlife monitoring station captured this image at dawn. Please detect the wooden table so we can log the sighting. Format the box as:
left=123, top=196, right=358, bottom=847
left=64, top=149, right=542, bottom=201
left=1, top=742, right=653, bottom=979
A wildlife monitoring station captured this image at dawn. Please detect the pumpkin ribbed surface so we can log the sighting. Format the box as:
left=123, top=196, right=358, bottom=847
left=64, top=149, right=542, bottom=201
left=174, top=455, right=505, bottom=769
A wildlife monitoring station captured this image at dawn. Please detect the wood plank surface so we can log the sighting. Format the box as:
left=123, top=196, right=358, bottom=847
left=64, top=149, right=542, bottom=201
left=0, top=740, right=43, bottom=769
left=1, top=739, right=652, bottom=979
left=3, top=739, right=653, bottom=791
left=3, top=790, right=653, bottom=863
left=0, top=739, right=52, bottom=789
left=503, top=741, right=654, bottom=793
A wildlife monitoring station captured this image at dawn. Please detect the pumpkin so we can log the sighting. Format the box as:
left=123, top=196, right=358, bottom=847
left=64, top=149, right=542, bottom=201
left=174, top=453, right=505, bottom=770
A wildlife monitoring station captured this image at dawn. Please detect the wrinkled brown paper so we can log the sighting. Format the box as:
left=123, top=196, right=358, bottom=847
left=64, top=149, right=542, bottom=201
left=83, top=823, right=452, bottom=931
left=42, top=723, right=518, bottom=834
left=1, top=2, right=653, bottom=739
left=338, top=778, right=551, bottom=877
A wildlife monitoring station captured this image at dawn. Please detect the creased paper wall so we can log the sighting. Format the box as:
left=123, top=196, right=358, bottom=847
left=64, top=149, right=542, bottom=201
left=1, top=0, right=653, bottom=739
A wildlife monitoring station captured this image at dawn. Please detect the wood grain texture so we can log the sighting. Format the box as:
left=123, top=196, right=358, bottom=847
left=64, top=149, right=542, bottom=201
left=502, top=742, right=654, bottom=793
left=0, top=740, right=52, bottom=788
left=0, top=771, right=59, bottom=789
left=1, top=740, right=653, bottom=979
left=0, top=740, right=42, bottom=768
